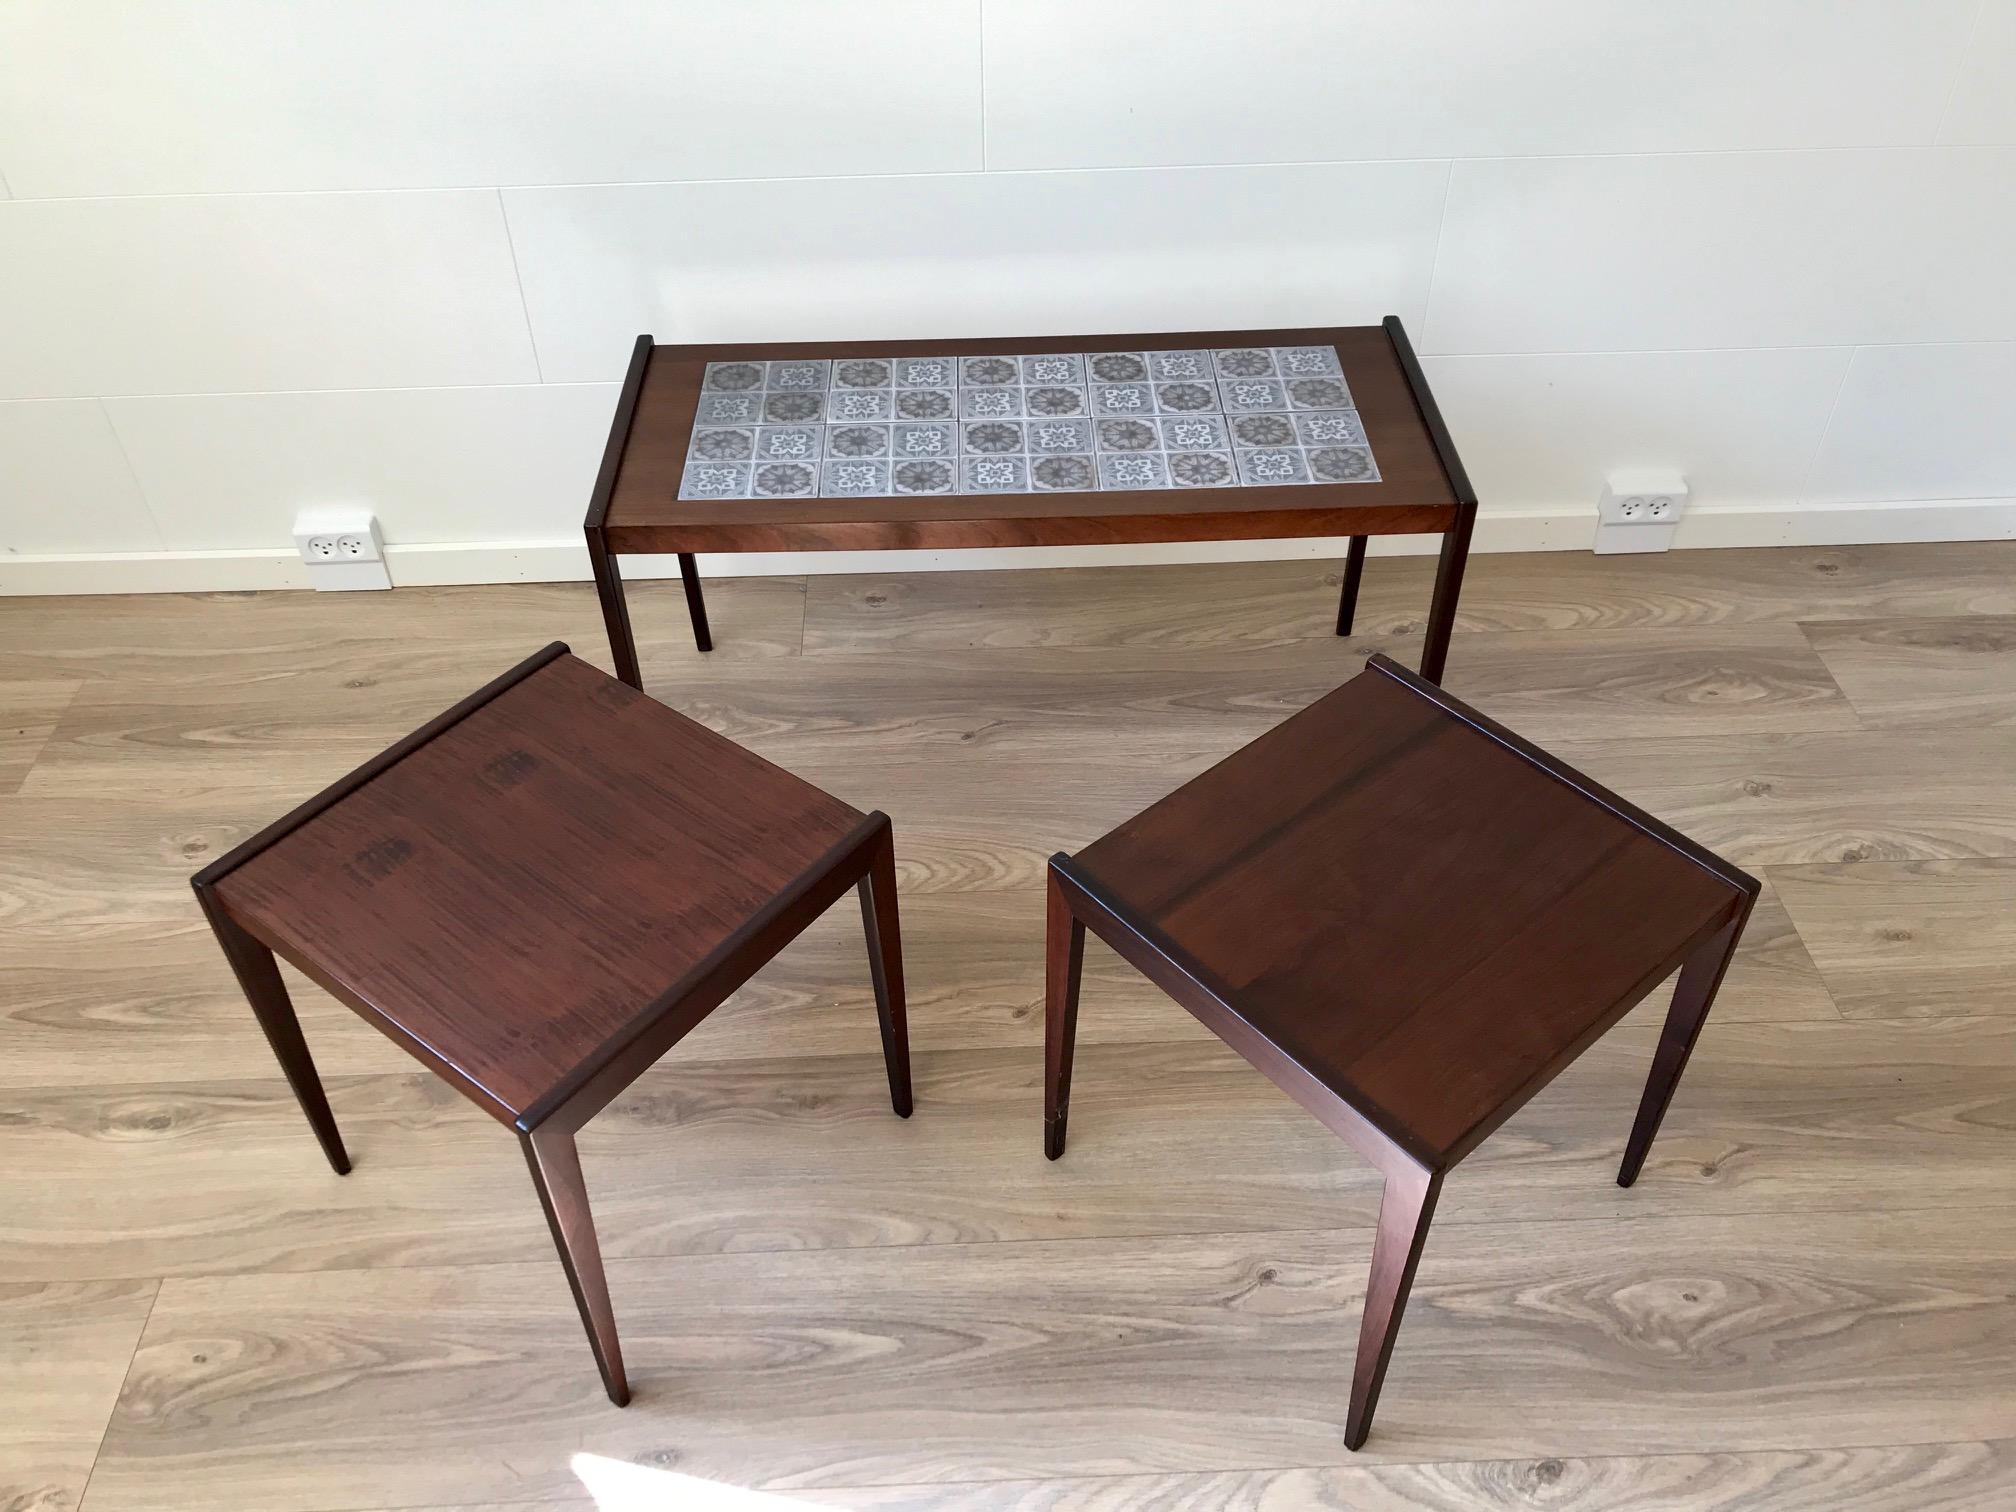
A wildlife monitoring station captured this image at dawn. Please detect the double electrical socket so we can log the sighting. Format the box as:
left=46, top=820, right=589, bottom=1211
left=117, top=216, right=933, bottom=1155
left=293, top=509, right=390, bottom=590
left=1594, top=473, right=1689, bottom=555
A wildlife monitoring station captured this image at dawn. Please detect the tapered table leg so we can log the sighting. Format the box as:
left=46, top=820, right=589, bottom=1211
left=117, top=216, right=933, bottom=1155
left=857, top=826, right=913, bottom=1118
left=677, top=553, right=713, bottom=653
left=1619, top=902, right=1751, bottom=1187
left=1043, top=866, right=1086, bottom=1160
left=522, top=1125, right=629, bottom=1406
left=1345, top=1159, right=1442, bottom=1450
left=1334, top=536, right=1369, bottom=636
left=1418, top=500, right=1476, bottom=685
left=193, top=886, right=349, bottom=1174
left=586, top=528, right=643, bottom=690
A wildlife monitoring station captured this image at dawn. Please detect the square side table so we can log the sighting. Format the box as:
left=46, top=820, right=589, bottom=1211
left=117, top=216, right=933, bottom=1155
left=192, top=644, right=912, bottom=1404
left=585, top=319, right=1476, bottom=686
left=1043, top=653, right=1758, bottom=1448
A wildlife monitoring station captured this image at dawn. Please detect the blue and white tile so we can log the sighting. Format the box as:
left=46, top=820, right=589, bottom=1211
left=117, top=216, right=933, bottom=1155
left=1276, top=346, right=1344, bottom=378
left=1085, top=352, right=1150, bottom=384
left=892, top=422, right=959, bottom=461
left=1228, top=412, right=1298, bottom=449
left=696, top=392, right=765, bottom=425
left=689, top=426, right=757, bottom=462
left=749, top=460, right=819, bottom=497
left=962, top=455, right=1028, bottom=492
left=766, top=359, right=829, bottom=392
left=1295, top=410, right=1366, bottom=446
left=961, top=387, right=1024, bottom=419
left=678, top=461, right=750, bottom=500
left=1027, top=417, right=1094, bottom=454
left=831, top=357, right=894, bottom=390
left=962, top=420, right=1026, bottom=455
left=1159, top=414, right=1229, bottom=452
left=1090, top=382, right=1154, bottom=418
left=1236, top=448, right=1310, bottom=485
left=1022, top=384, right=1088, bottom=418
left=1153, top=380, right=1220, bottom=415
left=824, top=423, right=892, bottom=460
left=891, top=457, right=958, bottom=495
left=1285, top=376, right=1353, bottom=411
left=1147, top=350, right=1213, bottom=381
left=821, top=459, right=891, bottom=497
left=961, top=356, right=1020, bottom=387
left=1213, top=348, right=1276, bottom=379
left=1029, top=454, right=1098, bottom=492
left=753, top=425, right=822, bottom=462
left=1307, top=445, right=1380, bottom=484
left=761, top=391, right=826, bottom=424
left=892, top=355, right=959, bottom=389
left=1094, top=417, right=1160, bottom=453
left=1221, top=379, right=1287, bottom=413
left=1021, top=354, right=1084, bottom=385
left=892, top=388, right=957, bottom=421
left=1167, top=451, right=1236, bottom=488
left=703, top=361, right=766, bottom=393
left=828, top=390, right=893, bottom=422
left=1098, top=453, right=1170, bottom=490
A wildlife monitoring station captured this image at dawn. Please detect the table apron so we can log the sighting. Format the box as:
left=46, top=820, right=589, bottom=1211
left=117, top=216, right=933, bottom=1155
left=605, top=505, right=1458, bottom=556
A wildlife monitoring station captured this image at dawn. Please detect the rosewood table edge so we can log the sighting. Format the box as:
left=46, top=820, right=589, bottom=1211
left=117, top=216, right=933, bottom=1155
left=193, top=641, right=572, bottom=891
left=514, top=810, right=892, bottom=1134
left=1383, top=315, right=1475, bottom=511
left=1047, top=852, right=1442, bottom=1173
left=1365, top=653, right=1763, bottom=899
left=585, top=335, right=654, bottom=533
left=643, top=323, right=1402, bottom=364
left=605, top=503, right=1457, bottom=556
left=220, top=903, right=528, bottom=1128
left=1430, top=894, right=1748, bottom=1168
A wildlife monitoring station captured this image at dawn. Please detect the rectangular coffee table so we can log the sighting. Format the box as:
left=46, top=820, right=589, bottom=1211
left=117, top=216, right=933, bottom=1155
left=584, top=320, right=1477, bottom=686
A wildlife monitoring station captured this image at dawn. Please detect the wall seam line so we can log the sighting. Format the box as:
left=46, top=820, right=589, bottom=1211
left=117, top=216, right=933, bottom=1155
left=94, top=397, right=170, bottom=551
left=1792, top=347, right=1862, bottom=508
left=495, top=189, right=545, bottom=383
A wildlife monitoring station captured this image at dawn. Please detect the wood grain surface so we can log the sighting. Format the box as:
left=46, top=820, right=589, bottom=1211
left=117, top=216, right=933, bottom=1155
left=4, top=540, right=2014, bottom=1509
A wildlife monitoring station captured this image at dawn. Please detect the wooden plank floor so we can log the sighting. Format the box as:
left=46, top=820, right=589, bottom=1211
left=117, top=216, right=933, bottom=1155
left=3, top=542, right=2014, bottom=1512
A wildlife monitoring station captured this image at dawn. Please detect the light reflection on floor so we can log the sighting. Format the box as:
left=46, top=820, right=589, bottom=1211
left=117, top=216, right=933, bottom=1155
left=573, top=1452, right=839, bottom=1510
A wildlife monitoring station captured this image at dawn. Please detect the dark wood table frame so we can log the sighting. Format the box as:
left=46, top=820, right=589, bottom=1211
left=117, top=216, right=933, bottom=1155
left=191, top=645, right=913, bottom=1406
left=1042, top=654, right=1758, bottom=1449
left=585, top=318, right=1477, bottom=687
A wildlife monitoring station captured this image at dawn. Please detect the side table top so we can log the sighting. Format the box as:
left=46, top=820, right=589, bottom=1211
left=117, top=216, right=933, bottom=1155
left=1064, top=654, right=1757, bottom=1168
left=595, top=322, right=1464, bottom=553
left=200, top=646, right=875, bottom=1127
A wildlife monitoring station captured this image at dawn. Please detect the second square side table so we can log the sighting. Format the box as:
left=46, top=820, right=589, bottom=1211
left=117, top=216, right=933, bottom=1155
left=1043, top=653, right=1758, bottom=1448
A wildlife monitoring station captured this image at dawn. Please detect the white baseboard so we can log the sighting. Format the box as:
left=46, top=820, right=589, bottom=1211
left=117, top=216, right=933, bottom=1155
left=4, top=497, right=2012, bottom=596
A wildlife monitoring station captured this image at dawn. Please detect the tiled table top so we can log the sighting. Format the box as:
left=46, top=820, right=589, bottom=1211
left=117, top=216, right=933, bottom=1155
left=678, top=346, right=1381, bottom=500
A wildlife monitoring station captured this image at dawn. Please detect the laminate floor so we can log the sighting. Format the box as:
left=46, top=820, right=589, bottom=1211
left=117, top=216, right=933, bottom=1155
left=4, top=543, right=2013, bottom=1511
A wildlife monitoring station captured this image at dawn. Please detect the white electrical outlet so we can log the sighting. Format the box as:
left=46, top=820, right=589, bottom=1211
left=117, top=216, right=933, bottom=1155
left=292, top=509, right=390, bottom=590
left=1594, top=473, right=1689, bottom=555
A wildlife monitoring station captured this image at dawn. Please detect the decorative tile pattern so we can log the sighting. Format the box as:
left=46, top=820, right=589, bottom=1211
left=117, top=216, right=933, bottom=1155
left=678, top=345, right=1377, bottom=498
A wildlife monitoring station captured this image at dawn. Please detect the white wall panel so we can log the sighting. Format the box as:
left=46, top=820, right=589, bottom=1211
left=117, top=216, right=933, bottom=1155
left=0, top=192, right=537, bottom=400
left=1426, top=149, right=2016, bottom=355
left=1805, top=343, right=2016, bottom=504
left=0, top=1, right=981, bottom=197
left=506, top=163, right=1451, bottom=382
left=985, top=1, right=1977, bottom=170
left=103, top=385, right=617, bottom=551
left=1425, top=348, right=1852, bottom=513
left=1941, top=2, right=2016, bottom=145
left=0, top=400, right=159, bottom=553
